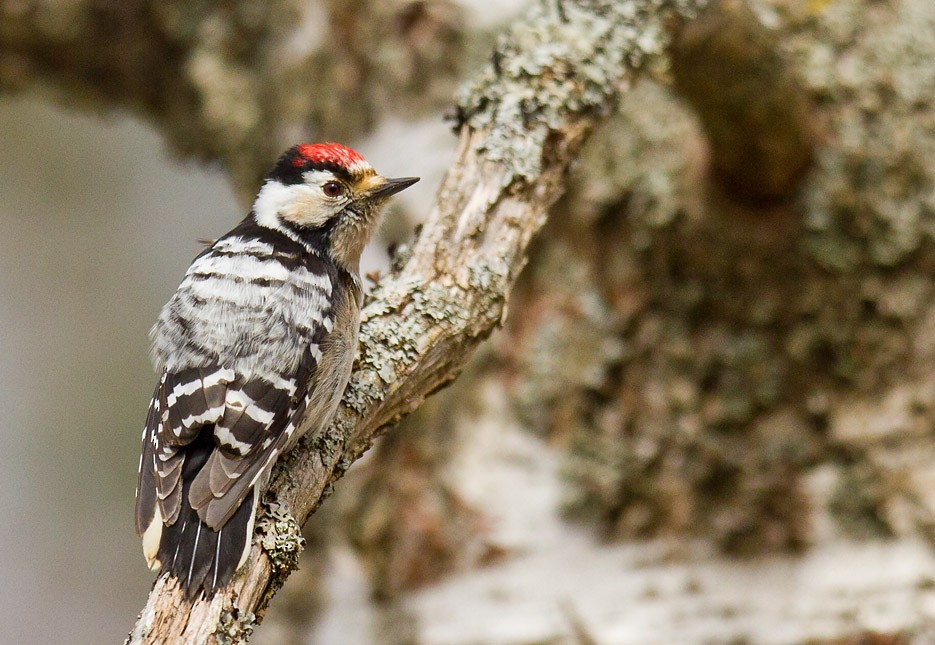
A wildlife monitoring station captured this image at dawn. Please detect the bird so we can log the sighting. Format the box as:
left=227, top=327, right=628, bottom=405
left=134, top=142, right=418, bottom=597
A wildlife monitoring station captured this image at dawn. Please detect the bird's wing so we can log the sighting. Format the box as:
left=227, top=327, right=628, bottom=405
left=136, top=366, right=234, bottom=533
left=187, top=361, right=316, bottom=529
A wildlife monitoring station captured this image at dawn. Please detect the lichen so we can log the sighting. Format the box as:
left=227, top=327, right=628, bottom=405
left=501, top=0, right=935, bottom=554
left=345, top=265, right=504, bottom=417
left=454, top=0, right=705, bottom=184
left=214, top=604, right=256, bottom=645
left=256, top=501, right=305, bottom=575
left=789, top=0, right=935, bottom=271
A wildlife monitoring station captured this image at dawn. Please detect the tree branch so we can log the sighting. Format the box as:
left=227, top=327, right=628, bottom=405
left=127, top=0, right=707, bottom=641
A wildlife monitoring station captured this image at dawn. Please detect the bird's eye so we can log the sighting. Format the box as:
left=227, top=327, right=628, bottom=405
left=322, top=181, right=344, bottom=198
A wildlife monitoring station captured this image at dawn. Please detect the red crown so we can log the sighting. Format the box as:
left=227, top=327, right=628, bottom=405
left=294, top=142, right=367, bottom=169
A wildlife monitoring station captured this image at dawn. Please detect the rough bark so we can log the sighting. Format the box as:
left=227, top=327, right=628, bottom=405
left=332, top=2, right=935, bottom=641
left=126, top=0, right=710, bottom=641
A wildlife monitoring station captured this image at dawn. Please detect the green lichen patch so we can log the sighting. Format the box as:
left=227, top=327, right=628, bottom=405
left=345, top=264, right=507, bottom=419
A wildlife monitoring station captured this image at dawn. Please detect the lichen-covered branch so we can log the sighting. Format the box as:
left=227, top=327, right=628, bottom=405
left=127, top=0, right=707, bottom=641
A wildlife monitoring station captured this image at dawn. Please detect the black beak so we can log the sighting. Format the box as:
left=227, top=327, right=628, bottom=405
left=368, top=176, right=420, bottom=201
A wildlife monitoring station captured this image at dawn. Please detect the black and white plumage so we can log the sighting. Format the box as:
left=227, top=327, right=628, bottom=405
left=135, top=143, right=418, bottom=597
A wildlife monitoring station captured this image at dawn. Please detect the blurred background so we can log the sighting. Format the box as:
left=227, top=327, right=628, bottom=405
left=0, top=98, right=238, bottom=642
left=2, top=0, right=935, bottom=643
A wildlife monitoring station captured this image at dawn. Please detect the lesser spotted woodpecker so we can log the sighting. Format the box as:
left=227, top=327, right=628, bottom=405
left=135, top=143, right=418, bottom=597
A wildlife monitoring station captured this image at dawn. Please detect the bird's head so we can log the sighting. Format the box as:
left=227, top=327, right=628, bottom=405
left=252, top=143, right=418, bottom=269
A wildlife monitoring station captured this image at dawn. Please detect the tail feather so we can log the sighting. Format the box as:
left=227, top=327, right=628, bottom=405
left=135, top=397, right=159, bottom=538
left=153, top=433, right=256, bottom=598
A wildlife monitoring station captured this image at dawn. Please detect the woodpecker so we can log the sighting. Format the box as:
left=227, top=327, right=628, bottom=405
left=135, top=143, right=418, bottom=597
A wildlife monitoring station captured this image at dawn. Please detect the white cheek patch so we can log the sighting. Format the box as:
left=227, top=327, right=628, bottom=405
left=253, top=179, right=340, bottom=230
left=253, top=181, right=314, bottom=228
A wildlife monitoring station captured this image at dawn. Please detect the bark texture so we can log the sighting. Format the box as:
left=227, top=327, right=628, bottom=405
left=284, top=0, right=935, bottom=641
left=125, top=0, right=708, bottom=641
